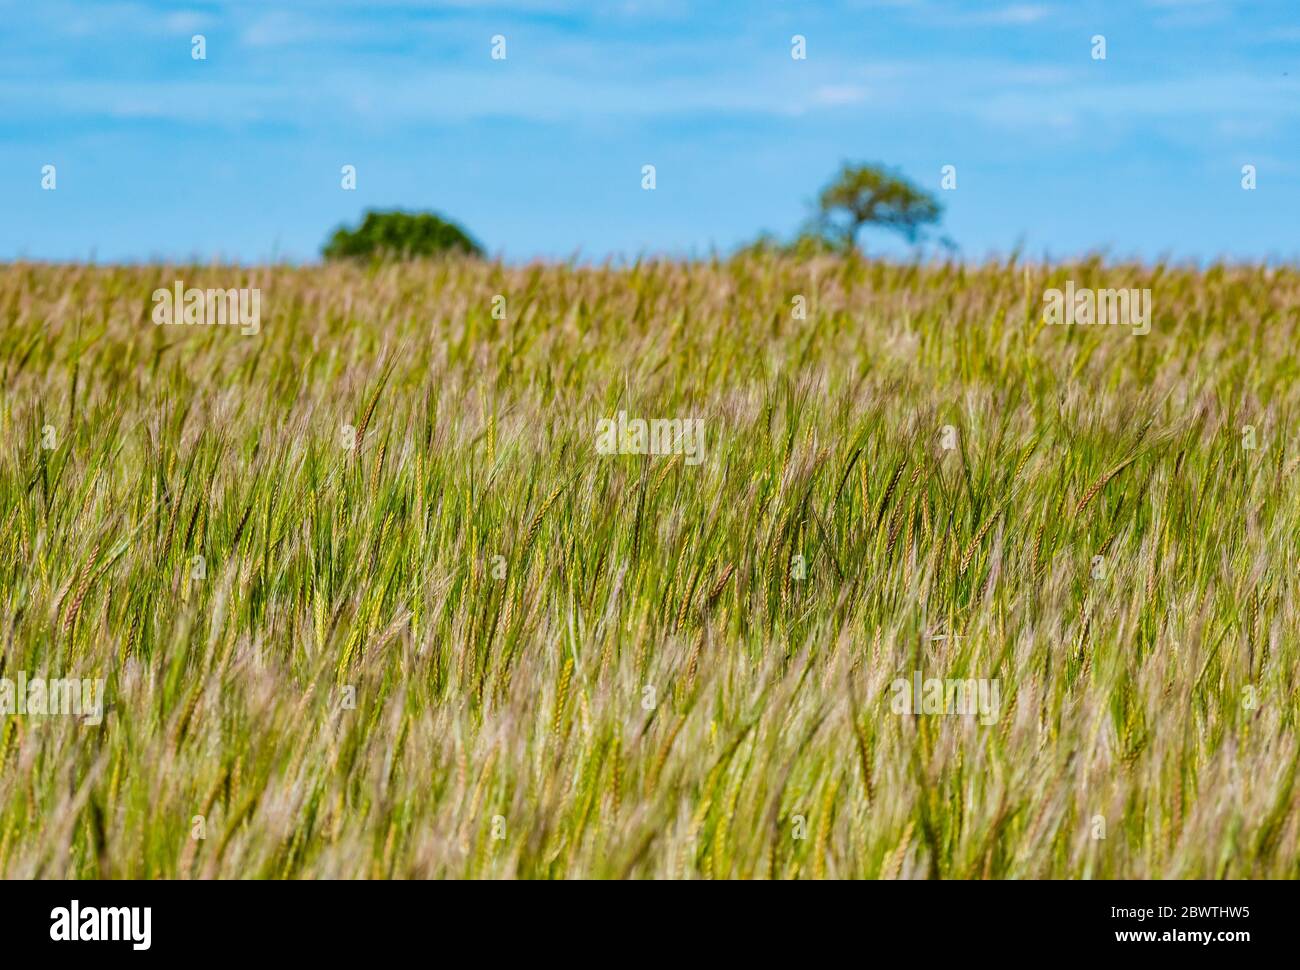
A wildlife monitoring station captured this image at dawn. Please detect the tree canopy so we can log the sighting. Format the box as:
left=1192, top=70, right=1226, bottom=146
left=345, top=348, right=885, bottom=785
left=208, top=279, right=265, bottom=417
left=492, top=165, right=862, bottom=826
left=323, top=210, right=484, bottom=261
left=814, top=163, right=942, bottom=252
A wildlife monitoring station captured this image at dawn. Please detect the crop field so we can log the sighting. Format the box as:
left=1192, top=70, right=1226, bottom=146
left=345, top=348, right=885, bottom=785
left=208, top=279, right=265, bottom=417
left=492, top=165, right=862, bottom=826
left=1, top=256, right=1298, bottom=878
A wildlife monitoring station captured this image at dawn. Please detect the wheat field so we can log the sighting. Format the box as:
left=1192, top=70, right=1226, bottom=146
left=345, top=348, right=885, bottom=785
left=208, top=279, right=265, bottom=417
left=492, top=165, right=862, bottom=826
left=1, top=255, right=1297, bottom=878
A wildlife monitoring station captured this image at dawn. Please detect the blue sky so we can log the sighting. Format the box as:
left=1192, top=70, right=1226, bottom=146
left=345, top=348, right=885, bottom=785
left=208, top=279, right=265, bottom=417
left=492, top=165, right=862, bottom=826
left=1, top=0, right=1297, bottom=264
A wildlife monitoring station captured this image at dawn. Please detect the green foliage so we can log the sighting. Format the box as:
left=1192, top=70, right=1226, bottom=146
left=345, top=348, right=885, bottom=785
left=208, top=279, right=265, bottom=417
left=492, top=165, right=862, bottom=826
left=738, top=163, right=944, bottom=257
left=734, top=231, right=847, bottom=259
left=815, top=162, right=942, bottom=250
left=323, top=209, right=484, bottom=261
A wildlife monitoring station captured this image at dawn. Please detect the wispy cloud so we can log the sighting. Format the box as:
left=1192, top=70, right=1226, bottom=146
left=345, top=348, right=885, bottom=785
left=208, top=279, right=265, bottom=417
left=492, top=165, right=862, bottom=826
left=811, top=84, right=870, bottom=106
left=162, top=10, right=214, bottom=35
left=925, top=3, right=1053, bottom=26
left=972, top=4, right=1051, bottom=25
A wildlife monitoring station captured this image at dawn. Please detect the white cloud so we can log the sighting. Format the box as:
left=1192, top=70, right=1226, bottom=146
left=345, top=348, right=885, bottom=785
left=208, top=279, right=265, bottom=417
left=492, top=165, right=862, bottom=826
left=241, top=11, right=319, bottom=48
left=812, top=84, right=869, bottom=106
left=162, top=11, right=214, bottom=35
left=927, top=3, right=1053, bottom=26
left=979, top=4, right=1051, bottom=24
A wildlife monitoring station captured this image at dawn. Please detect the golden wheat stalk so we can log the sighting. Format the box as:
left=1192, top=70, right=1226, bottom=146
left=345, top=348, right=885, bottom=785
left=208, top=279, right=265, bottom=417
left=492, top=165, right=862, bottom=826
left=62, top=540, right=100, bottom=635
left=552, top=655, right=574, bottom=735
left=704, top=563, right=735, bottom=611
left=523, top=482, right=564, bottom=554
left=881, top=820, right=914, bottom=880
left=960, top=502, right=1005, bottom=575
left=1074, top=453, right=1140, bottom=517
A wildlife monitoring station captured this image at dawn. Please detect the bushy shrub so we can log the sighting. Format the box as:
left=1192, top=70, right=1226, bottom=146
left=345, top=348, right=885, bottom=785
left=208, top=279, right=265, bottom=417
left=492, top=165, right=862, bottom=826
left=733, top=231, right=847, bottom=260
left=323, top=210, right=484, bottom=261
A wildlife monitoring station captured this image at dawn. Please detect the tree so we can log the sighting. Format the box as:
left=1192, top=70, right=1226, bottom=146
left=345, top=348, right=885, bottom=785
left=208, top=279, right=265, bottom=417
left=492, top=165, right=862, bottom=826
left=322, top=210, right=484, bottom=261
left=733, top=230, right=842, bottom=260
left=813, top=163, right=941, bottom=253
